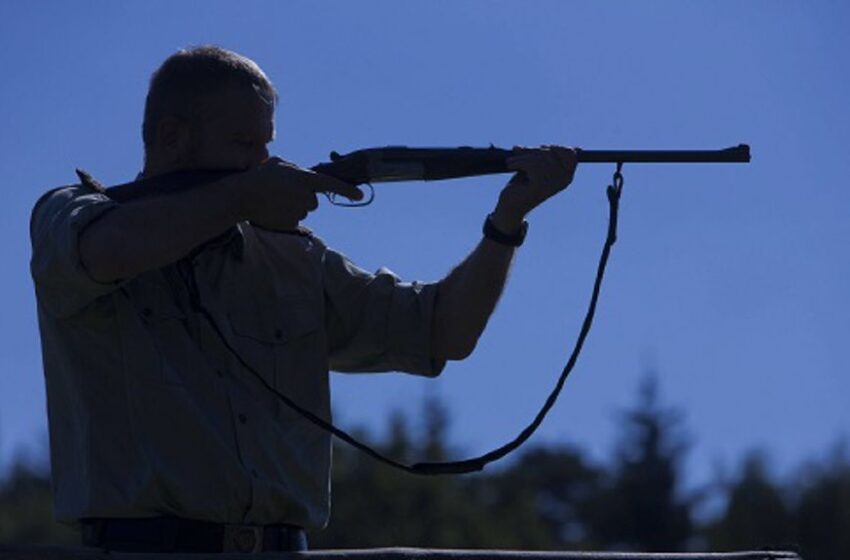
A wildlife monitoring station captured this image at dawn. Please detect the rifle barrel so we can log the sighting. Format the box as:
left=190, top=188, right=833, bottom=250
left=577, top=144, right=750, bottom=163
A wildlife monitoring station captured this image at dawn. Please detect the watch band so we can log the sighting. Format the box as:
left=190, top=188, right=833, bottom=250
left=483, top=213, right=528, bottom=247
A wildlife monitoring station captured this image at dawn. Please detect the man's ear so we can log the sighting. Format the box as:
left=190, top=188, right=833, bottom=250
left=155, top=116, right=191, bottom=159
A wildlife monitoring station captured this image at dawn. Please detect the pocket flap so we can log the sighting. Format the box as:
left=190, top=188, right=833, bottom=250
left=229, top=297, right=321, bottom=344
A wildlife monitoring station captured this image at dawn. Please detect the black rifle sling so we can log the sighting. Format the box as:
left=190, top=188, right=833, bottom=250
left=99, top=164, right=625, bottom=475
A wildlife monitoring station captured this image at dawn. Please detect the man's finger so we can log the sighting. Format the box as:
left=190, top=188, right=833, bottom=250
left=311, top=172, right=364, bottom=201
left=307, top=192, right=319, bottom=212
left=551, top=145, right=577, bottom=163
left=265, top=156, right=360, bottom=199
left=506, top=154, right=536, bottom=171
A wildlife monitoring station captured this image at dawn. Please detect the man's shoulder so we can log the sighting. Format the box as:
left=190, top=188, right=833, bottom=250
left=29, top=173, right=119, bottom=262
left=30, top=180, right=109, bottom=238
left=35, top=169, right=106, bottom=204
left=33, top=170, right=110, bottom=213
left=33, top=184, right=79, bottom=210
left=30, top=185, right=80, bottom=236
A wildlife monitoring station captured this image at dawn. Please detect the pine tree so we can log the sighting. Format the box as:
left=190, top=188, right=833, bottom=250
left=585, top=374, right=694, bottom=551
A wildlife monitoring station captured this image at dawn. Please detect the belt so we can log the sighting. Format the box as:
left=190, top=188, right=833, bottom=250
left=81, top=516, right=308, bottom=553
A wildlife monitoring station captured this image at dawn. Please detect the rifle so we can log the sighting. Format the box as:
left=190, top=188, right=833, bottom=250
left=98, top=144, right=750, bottom=204
left=310, top=144, right=751, bottom=205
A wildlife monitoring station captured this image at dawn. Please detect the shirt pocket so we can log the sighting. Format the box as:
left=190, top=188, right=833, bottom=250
left=227, top=296, right=323, bottom=391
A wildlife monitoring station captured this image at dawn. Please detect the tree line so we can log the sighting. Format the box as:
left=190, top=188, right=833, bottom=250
left=0, top=376, right=847, bottom=559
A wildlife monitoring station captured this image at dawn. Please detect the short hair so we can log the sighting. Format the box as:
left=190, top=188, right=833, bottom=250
left=142, top=45, right=277, bottom=152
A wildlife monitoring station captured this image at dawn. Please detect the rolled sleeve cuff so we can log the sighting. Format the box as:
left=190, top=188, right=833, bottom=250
left=386, top=280, right=446, bottom=378
left=324, top=248, right=446, bottom=377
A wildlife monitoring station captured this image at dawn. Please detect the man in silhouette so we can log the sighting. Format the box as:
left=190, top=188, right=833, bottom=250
left=30, top=45, right=577, bottom=552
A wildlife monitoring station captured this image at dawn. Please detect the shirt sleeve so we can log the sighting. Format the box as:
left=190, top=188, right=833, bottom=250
left=322, top=248, right=446, bottom=377
left=30, top=186, right=121, bottom=318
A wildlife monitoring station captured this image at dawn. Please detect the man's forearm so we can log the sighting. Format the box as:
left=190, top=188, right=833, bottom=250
left=432, top=218, right=518, bottom=361
left=80, top=175, right=246, bottom=283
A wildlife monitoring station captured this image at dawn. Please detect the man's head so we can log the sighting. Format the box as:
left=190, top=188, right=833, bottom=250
left=142, top=46, right=278, bottom=175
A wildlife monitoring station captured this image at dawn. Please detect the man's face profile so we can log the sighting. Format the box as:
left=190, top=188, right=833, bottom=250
left=160, top=84, right=275, bottom=173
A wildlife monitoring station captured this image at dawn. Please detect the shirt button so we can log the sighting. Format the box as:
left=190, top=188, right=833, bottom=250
left=238, top=413, right=247, bottom=424
left=274, top=328, right=283, bottom=340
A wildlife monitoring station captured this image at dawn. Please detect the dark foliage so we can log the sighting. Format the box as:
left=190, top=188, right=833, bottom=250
left=704, top=452, right=795, bottom=551
left=582, top=376, right=693, bottom=551
left=1, top=378, right=848, bottom=559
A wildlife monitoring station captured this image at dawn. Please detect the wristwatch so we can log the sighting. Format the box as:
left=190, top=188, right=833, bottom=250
left=483, top=213, right=528, bottom=247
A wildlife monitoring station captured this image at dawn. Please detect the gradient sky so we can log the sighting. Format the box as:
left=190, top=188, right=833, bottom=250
left=1, top=1, right=848, bottom=492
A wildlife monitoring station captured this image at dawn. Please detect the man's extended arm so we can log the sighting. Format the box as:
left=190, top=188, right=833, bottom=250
left=431, top=146, right=578, bottom=361
left=80, top=159, right=362, bottom=283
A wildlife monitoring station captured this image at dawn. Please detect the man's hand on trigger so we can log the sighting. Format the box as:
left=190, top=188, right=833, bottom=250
left=492, top=145, right=578, bottom=232
left=238, top=157, right=363, bottom=231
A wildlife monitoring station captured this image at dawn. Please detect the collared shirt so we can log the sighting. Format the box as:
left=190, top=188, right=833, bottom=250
left=30, top=181, right=444, bottom=529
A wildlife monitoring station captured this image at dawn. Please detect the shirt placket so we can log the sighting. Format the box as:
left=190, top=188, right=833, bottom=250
left=195, top=231, right=291, bottom=522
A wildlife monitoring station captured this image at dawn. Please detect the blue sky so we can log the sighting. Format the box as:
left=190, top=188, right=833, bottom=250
left=1, top=1, right=848, bottom=490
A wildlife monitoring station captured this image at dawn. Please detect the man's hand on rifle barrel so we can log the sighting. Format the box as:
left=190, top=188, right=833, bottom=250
left=237, top=157, right=363, bottom=230
left=492, top=145, right=578, bottom=232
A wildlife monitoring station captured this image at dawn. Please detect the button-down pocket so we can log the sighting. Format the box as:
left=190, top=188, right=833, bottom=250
left=227, top=297, right=323, bottom=389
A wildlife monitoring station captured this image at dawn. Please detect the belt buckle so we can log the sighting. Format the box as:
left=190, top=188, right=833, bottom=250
left=223, top=524, right=264, bottom=553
